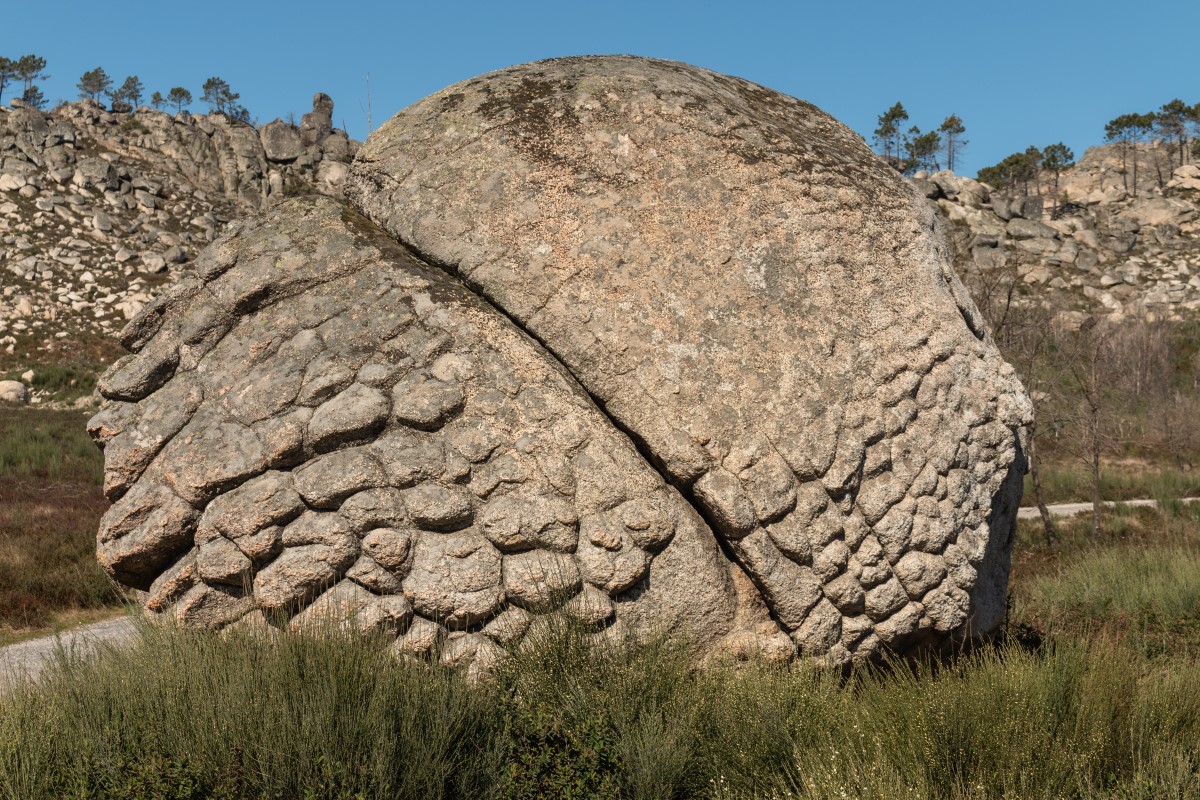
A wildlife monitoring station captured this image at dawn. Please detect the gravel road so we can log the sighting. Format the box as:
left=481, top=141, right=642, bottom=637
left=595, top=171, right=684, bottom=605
left=0, top=616, right=137, bottom=691
left=1016, top=497, right=1199, bottom=520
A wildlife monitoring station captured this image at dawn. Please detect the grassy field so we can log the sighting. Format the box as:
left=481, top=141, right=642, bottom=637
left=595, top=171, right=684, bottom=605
left=0, top=408, right=121, bottom=640
left=1024, top=460, right=1200, bottom=506
left=0, top=330, right=123, bottom=403
left=1011, top=503, right=1200, bottom=659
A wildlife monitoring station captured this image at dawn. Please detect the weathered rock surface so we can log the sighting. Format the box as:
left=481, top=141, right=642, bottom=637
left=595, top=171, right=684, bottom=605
left=91, top=196, right=747, bottom=660
left=927, top=143, right=1200, bottom=322
left=0, top=379, right=29, bottom=403
left=301, top=93, right=335, bottom=147
left=94, top=56, right=1032, bottom=667
left=260, top=119, right=304, bottom=163
left=348, top=56, right=1032, bottom=661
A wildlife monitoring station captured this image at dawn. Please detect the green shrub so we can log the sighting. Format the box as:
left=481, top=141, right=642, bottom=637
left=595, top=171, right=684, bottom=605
left=119, top=117, right=148, bottom=134
left=499, top=701, right=621, bottom=800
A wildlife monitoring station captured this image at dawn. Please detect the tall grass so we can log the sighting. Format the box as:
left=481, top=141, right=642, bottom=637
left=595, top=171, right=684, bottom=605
left=2, top=621, right=1199, bottom=799
left=1019, top=545, right=1200, bottom=625
left=0, top=409, right=116, bottom=631
left=0, top=408, right=104, bottom=484
left=1024, top=462, right=1200, bottom=506
left=1, top=623, right=500, bottom=800
left=1011, top=502, right=1200, bottom=656
left=25, top=364, right=98, bottom=400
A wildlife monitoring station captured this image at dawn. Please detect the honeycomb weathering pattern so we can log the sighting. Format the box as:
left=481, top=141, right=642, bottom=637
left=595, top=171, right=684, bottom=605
left=89, top=198, right=748, bottom=666
left=92, top=56, right=1032, bottom=667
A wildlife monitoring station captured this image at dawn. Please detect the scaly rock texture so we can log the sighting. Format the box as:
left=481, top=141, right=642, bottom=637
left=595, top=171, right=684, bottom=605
left=94, top=56, right=1031, bottom=666
left=89, top=196, right=751, bottom=668
left=348, top=56, right=1032, bottom=660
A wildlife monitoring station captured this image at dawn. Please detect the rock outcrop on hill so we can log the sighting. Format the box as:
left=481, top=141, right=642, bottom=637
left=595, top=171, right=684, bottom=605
left=0, top=93, right=356, bottom=364
left=919, top=146, right=1200, bottom=321
left=91, top=56, right=1032, bottom=668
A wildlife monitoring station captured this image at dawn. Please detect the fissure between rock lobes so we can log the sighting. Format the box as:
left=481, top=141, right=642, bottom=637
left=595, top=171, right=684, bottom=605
left=388, top=232, right=795, bottom=637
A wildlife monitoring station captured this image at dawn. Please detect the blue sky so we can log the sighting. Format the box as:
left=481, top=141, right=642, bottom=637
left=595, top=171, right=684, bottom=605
left=2, top=0, right=1196, bottom=176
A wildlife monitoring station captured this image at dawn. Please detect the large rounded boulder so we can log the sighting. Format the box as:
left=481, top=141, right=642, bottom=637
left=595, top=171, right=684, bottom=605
left=93, top=56, right=1031, bottom=667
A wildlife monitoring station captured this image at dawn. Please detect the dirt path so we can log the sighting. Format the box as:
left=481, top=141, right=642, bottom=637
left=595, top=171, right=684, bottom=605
left=1017, top=497, right=1200, bottom=520
left=0, top=616, right=137, bottom=690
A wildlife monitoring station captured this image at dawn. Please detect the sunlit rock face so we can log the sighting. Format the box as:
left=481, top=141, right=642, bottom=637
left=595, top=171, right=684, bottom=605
left=92, top=56, right=1031, bottom=668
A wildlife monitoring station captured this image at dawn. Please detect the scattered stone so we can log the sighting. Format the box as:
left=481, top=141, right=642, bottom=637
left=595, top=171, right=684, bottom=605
left=0, top=380, right=29, bottom=404
left=0, top=88, right=357, bottom=362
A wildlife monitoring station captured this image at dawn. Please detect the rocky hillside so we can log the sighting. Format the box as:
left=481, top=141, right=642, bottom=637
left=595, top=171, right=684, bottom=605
left=0, top=93, right=357, bottom=387
left=923, top=144, right=1200, bottom=322
left=2, top=91, right=1198, bottom=405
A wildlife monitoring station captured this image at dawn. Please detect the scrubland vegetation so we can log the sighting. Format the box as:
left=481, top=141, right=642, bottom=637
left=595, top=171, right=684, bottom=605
left=2, top=600, right=1198, bottom=799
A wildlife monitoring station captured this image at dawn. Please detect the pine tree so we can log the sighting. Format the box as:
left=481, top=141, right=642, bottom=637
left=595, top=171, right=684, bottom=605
left=1024, top=145, right=1043, bottom=194
left=976, top=163, right=1004, bottom=189
left=902, top=126, right=941, bottom=174
left=873, top=102, right=908, bottom=167
left=1042, top=142, right=1075, bottom=211
left=21, top=84, right=46, bottom=109
left=167, top=86, right=192, bottom=113
left=111, top=75, right=145, bottom=109
left=1131, top=113, right=1155, bottom=189
left=201, top=76, right=238, bottom=114
left=1106, top=112, right=1158, bottom=191
left=1191, top=103, right=1200, bottom=160
left=1156, top=99, right=1191, bottom=167
left=1104, top=114, right=1137, bottom=191
left=76, top=67, right=112, bottom=101
left=977, top=150, right=1040, bottom=193
left=227, top=103, right=251, bottom=124
left=14, top=54, right=47, bottom=93
left=150, top=90, right=165, bottom=110
left=938, top=114, right=967, bottom=173
left=0, top=57, right=16, bottom=105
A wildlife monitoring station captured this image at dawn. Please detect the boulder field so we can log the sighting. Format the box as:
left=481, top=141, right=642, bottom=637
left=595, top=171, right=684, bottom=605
left=90, top=56, right=1032, bottom=668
